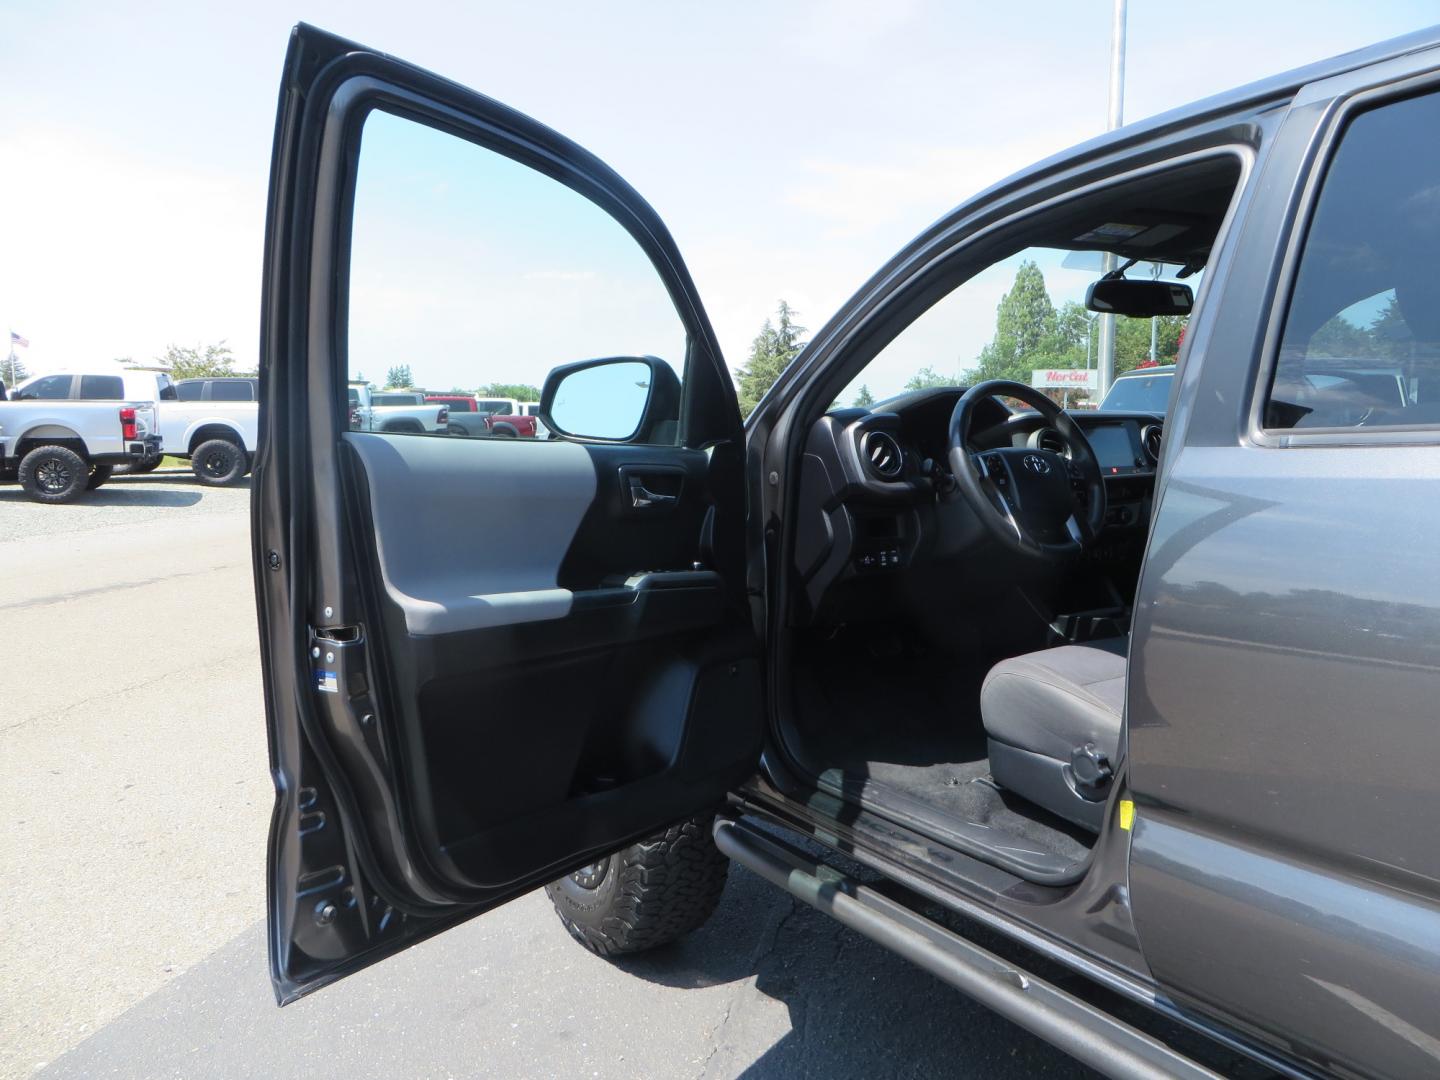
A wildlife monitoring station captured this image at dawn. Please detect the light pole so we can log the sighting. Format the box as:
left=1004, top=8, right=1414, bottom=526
left=1096, top=0, right=1127, bottom=401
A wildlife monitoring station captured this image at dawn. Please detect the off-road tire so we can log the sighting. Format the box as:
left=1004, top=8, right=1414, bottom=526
left=545, top=814, right=728, bottom=956
left=86, top=464, right=114, bottom=490
left=119, top=455, right=163, bottom=475
left=191, top=438, right=245, bottom=486
left=18, top=445, right=89, bottom=503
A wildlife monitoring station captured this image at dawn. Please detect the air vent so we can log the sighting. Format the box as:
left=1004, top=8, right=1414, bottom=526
left=1035, top=428, right=1068, bottom=456
left=1141, top=423, right=1163, bottom=464
left=861, top=431, right=904, bottom=479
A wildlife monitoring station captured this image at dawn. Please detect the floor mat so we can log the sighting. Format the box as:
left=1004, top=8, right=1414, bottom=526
left=788, top=629, right=1094, bottom=868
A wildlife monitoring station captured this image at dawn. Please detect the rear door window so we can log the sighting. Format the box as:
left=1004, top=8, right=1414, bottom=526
left=78, top=374, right=125, bottom=399
left=177, top=381, right=204, bottom=401
left=1264, top=89, right=1440, bottom=431
left=210, top=380, right=255, bottom=401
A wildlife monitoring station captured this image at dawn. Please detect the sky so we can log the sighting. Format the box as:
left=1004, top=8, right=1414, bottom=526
left=1, top=0, right=1437, bottom=400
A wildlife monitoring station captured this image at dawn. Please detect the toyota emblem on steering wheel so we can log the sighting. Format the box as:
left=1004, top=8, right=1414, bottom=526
left=1021, top=454, right=1051, bottom=475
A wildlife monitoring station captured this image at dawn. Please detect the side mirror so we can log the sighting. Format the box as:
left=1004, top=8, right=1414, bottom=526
left=1086, top=278, right=1193, bottom=318
left=539, top=355, right=681, bottom=443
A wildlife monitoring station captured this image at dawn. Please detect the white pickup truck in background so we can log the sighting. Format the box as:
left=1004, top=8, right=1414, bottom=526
left=348, top=385, right=449, bottom=434
left=0, top=395, right=158, bottom=502
left=12, top=370, right=260, bottom=486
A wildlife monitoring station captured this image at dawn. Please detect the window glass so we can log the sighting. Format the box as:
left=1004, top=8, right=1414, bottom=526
left=840, top=246, right=1197, bottom=412
left=21, top=374, right=72, bottom=399
left=79, top=375, right=124, bottom=399
left=348, top=109, right=687, bottom=442
left=176, top=381, right=204, bottom=400
left=1099, top=371, right=1173, bottom=413
left=1265, top=91, right=1440, bottom=431
left=211, top=380, right=254, bottom=401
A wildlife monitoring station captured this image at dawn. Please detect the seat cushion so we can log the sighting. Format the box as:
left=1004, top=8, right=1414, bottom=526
left=980, top=637, right=1127, bottom=762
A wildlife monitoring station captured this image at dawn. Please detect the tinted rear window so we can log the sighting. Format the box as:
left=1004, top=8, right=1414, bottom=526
left=210, top=380, right=255, bottom=401
left=79, top=375, right=125, bottom=399
left=177, top=381, right=204, bottom=400
left=1100, top=372, right=1172, bottom=413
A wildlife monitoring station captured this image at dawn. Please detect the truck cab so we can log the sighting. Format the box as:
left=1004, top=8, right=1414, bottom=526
left=253, top=24, right=1440, bottom=1078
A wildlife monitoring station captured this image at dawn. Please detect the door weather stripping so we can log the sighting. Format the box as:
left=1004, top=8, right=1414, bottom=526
left=712, top=818, right=1223, bottom=1080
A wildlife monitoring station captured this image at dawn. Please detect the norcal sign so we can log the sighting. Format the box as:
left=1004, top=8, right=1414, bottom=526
left=1031, top=368, right=1099, bottom=391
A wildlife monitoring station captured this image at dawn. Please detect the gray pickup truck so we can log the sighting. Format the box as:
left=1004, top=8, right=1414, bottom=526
left=252, top=24, right=1440, bottom=1079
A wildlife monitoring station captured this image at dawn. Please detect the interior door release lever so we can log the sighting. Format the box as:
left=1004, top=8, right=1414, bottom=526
left=628, top=477, right=678, bottom=509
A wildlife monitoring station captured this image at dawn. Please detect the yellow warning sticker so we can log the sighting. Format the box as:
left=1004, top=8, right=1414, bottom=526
left=1119, top=799, right=1135, bottom=831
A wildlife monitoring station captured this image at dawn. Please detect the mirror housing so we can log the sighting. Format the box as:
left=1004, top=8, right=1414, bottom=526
left=1085, top=278, right=1193, bottom=318
left=539, top=355, right=682, bottom=443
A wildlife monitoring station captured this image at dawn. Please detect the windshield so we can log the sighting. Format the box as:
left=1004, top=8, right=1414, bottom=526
left=1099, top=371, right=1173, bottom=413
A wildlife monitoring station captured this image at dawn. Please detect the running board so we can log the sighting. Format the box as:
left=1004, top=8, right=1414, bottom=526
left=712, top=817, right=1222, bottom=1080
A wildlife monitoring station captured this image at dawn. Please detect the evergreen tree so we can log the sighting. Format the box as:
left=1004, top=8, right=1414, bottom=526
left=1, top=353, right=28, bottom=385
left=853, top=384, right=875, bottom=407
left=385, top=363, right=414, bottom=389
left=969, top=260, right=1082, bottom=383
left=736, top=301, right=806, bottom=416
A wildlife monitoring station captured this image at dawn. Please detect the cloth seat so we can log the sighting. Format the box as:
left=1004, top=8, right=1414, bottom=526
left=980, top=637, right=1127, bottom=831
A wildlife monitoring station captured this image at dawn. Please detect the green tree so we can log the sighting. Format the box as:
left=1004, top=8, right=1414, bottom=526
left=1113, top=314, right=1187, bottom=372
left=853, top=384, right=875, bottom=407
left=735, top=300, right=806, bottom=416
left=968, top=260, right=1084, bottom=383
left=479, top=382, right=542, bottom=401
left=1, top=353, right=29, bottom=385
left=1366, top=293, right=1411, bottom=358
left=904, top=366, right=957, bottom=390
left=159, top=341, right=236, bottom=380
left=385, top=364, right=414, bottom=389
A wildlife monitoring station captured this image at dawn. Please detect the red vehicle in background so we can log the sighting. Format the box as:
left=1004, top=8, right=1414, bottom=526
left=425, top=394, right=546, bottom=437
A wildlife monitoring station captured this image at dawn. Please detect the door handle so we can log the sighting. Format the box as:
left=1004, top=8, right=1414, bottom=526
left=628, top=477, right=678, bottom=509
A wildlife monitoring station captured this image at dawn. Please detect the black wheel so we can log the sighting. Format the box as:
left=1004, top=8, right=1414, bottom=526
left=191, top=438, right=245, bottom=486
left=490, top=422, right=519, bottom=438
left=544, top=814, right=729, bottom=956
left=119, top=455, right=163, bottom=475
left=18, top=445, right=89, bottom=504
left=86, top=464, right=114, bottom=490
left=447, top=423, right=469, bottom=437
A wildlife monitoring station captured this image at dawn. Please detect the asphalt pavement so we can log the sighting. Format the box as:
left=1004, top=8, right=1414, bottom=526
left=2, top=469, right=1092, bottom=1079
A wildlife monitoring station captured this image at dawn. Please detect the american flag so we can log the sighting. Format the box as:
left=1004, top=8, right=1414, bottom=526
left=9, top=331, right=28, bottom=348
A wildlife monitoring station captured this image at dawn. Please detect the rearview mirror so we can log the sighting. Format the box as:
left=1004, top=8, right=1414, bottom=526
left=539, top=355, right=681, bottom=443
left=1085, top=278, right=1193, bottom=318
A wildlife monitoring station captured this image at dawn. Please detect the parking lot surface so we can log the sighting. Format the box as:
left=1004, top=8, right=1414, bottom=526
left=3, top=470, right=1090, bottom=1079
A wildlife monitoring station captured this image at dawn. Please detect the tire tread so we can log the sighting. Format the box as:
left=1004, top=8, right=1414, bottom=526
left=544, top=815, right=728, bottom=957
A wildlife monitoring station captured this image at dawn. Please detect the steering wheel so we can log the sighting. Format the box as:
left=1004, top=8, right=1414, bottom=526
left=947, top=380, right=1107, bottom=559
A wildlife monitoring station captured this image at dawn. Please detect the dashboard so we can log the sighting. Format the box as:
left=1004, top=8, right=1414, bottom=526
left=791, top=388, right=1165, bottom=622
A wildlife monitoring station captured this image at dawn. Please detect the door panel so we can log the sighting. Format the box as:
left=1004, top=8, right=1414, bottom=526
left=1128, top=64, right=1440, bottom=1078
left=256, top=24, right=760, bottom=1003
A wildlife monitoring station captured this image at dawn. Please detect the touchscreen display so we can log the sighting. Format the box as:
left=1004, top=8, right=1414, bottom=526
left=1085, top=423, right=1136, bottom=471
